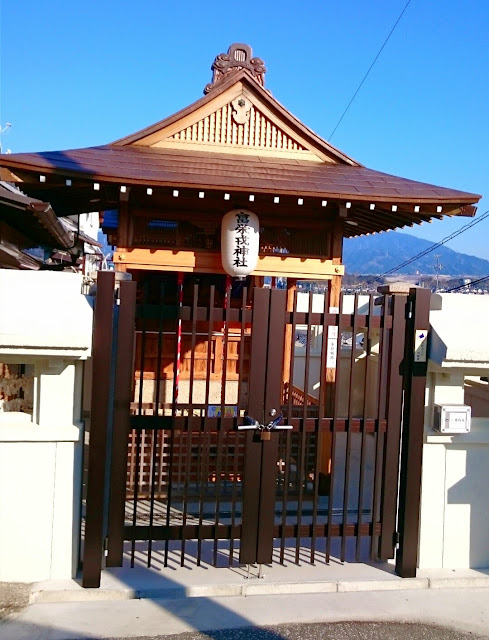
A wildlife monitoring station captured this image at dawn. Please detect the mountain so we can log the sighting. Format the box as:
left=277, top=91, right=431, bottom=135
left=343, top=231, right=489, bottom=276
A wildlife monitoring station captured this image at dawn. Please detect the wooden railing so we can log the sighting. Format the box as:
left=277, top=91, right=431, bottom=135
left=283, top=381, right=318, bottom=406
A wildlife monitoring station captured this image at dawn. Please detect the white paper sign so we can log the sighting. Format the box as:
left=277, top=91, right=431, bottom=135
left=414, top=329, right=428, bottom=362
left=447, top=412, right=468, bottom=431
left=326, top=325, right=338, bottom=368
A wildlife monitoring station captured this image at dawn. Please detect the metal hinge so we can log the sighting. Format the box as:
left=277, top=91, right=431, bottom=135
left=393, top=531, right=400, bottom=547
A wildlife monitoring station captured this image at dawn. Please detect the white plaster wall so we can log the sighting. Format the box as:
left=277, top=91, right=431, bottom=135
left=429, top=293, right=489, bottom=370
left=419, top=293, right=489, bottom=570
left=419, top=422, right=489, bottom=570
left=0, top=271, right=92, bottom=357
left=0, top=272, right=92, bottom=582
left=0, top=424, right=81, bottom=581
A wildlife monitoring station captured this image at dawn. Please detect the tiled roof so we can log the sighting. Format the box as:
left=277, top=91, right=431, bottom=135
left=0, top=145, right=480, bottom=205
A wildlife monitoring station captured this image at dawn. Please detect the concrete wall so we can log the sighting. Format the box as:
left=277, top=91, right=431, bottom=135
left=0, top=271, right=92, bottom=582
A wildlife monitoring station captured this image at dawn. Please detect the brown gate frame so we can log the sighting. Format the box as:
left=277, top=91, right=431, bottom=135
left=82, top=278, right=430, bottom=586
left=379, top=293, right=408, bottom=560
left=240, top=287, right=287, bottom=565
left=82, top=272, right=115, bottom=588
left=82, top=273, right=137, bottom=588
left=396, top=286, right=431, bottom=577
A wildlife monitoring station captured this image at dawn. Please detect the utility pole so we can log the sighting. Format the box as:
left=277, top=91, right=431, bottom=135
left=434, top=254, right=443, bottom=291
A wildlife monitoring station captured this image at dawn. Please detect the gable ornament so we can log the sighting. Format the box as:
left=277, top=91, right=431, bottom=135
left=204, top=43, right=266, bottom=95
left=231, top=95, right=252, bottom=124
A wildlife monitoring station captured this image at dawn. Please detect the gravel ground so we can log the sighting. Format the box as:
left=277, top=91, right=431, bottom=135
left=0, top=583, right=31, bottom=621
left=105, top=621, right=489, bottom=640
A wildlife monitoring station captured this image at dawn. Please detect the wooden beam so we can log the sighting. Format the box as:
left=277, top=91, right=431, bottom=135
left=113, top=248, right=344, bottom=280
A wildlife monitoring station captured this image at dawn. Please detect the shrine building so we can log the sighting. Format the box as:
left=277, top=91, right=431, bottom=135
left=0, top=42, right=480, bottom=299
left=0, top=44, right=483, bottom=584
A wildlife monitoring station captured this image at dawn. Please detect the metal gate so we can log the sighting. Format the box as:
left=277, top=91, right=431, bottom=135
left=82, top=272, right=430, bottom=587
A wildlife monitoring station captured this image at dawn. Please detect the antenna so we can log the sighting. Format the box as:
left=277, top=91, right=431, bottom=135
left=0, top=122, right=11, bottom=154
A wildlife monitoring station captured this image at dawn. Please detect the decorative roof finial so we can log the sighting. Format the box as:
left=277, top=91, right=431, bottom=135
left=204, top=43, right=266, bottom=94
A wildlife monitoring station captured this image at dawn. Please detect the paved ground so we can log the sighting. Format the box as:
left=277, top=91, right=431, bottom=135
left=108, top=622, right=489, bottom=640
left=1, top=588, right=489, bottom=640
left=0, top=583, right=31, bottom=621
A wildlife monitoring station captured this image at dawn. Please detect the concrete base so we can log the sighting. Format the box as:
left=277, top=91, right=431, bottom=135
left=2, top=566, right=489, bottom=640
left=29, top=562, right=489, bottom=605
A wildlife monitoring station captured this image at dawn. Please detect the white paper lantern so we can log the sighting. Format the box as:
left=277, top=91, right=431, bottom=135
left=221, top=209, right=260, bottom=278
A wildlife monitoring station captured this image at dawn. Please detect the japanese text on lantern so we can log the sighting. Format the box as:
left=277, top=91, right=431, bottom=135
left=233, top=213, right=250, bottom=268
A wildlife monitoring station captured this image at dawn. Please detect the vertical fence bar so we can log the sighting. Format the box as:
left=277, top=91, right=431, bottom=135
left=355, top=296, right=372, bottom=561
left=131, top=282, right=148, bottom=567
left=164, top=275, right=184, bottom=566
left=147, top=281, right=165, bottom=567
left=229, top=285, right=248, bottom=565
left=295, top=292, right=313, bottom=564
left=396, top=287, right=430, bottom=578
left=213, top=280, right=231, bottom=565
left=197, top=285, right=215, bottom=566
left=106, top=279, right=137, bottom=568
left=326, top=292, right=343, bottom=564
left=379, top=293, right=408, bottom=560
left=280, top=288, right=297, bottom=564
left=341, top=293, right=359, bottom=562
left=311, top=290, right=329, bottom=563
left=181, top=283, right=199, bottom=566
left=370, top=294, right=389, bottom=560
left=82, top=271, right=115, bottom=588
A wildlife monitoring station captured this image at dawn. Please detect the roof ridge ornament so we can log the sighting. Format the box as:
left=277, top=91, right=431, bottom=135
left=204, top=43, right=266, bottom=94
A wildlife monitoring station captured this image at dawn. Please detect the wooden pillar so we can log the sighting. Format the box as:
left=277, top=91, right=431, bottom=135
left=115, top=190, right=131, bottom=273
left=319, top=212, right=344, bottom=491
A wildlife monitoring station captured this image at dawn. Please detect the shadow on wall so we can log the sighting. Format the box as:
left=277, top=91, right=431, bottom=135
left=446, top=445, right=489, bottom=569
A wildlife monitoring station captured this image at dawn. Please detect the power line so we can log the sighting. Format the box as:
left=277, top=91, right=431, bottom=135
left=345, top=209, right=489, bottom=292
left=380, top=209, right=489, bottom=277
left=328, top=0, right=413, bottom=141
left=446, top=274, right=489, bottom=293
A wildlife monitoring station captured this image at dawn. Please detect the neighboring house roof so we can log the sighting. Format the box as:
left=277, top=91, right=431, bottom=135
left=0, top=239, right=43, bottom=270
left=0, top=182, right=73, bottom=249
left=59, top=216, right=102, bottom=248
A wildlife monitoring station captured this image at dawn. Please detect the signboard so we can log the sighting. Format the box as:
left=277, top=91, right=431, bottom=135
left=326, top=325, right=338, bottom=368
left=207, top=405, right=238, bottom=418
left=414, top=329, right=429, bottom=363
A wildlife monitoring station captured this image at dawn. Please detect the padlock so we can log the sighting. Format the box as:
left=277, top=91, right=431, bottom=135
left=260, top=430, right=271, bottom=441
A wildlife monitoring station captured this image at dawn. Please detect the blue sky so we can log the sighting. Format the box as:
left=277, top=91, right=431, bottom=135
left=1, top=0, right=487, bottom=259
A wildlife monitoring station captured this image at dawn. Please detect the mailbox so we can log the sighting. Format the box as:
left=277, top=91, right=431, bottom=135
left=433, top=404, right=471, bottom=434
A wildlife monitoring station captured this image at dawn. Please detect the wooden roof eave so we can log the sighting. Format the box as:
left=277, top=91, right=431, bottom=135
left=111, top=69, right=360, bottom=166
left=4, top=162, right=480, bottom=207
